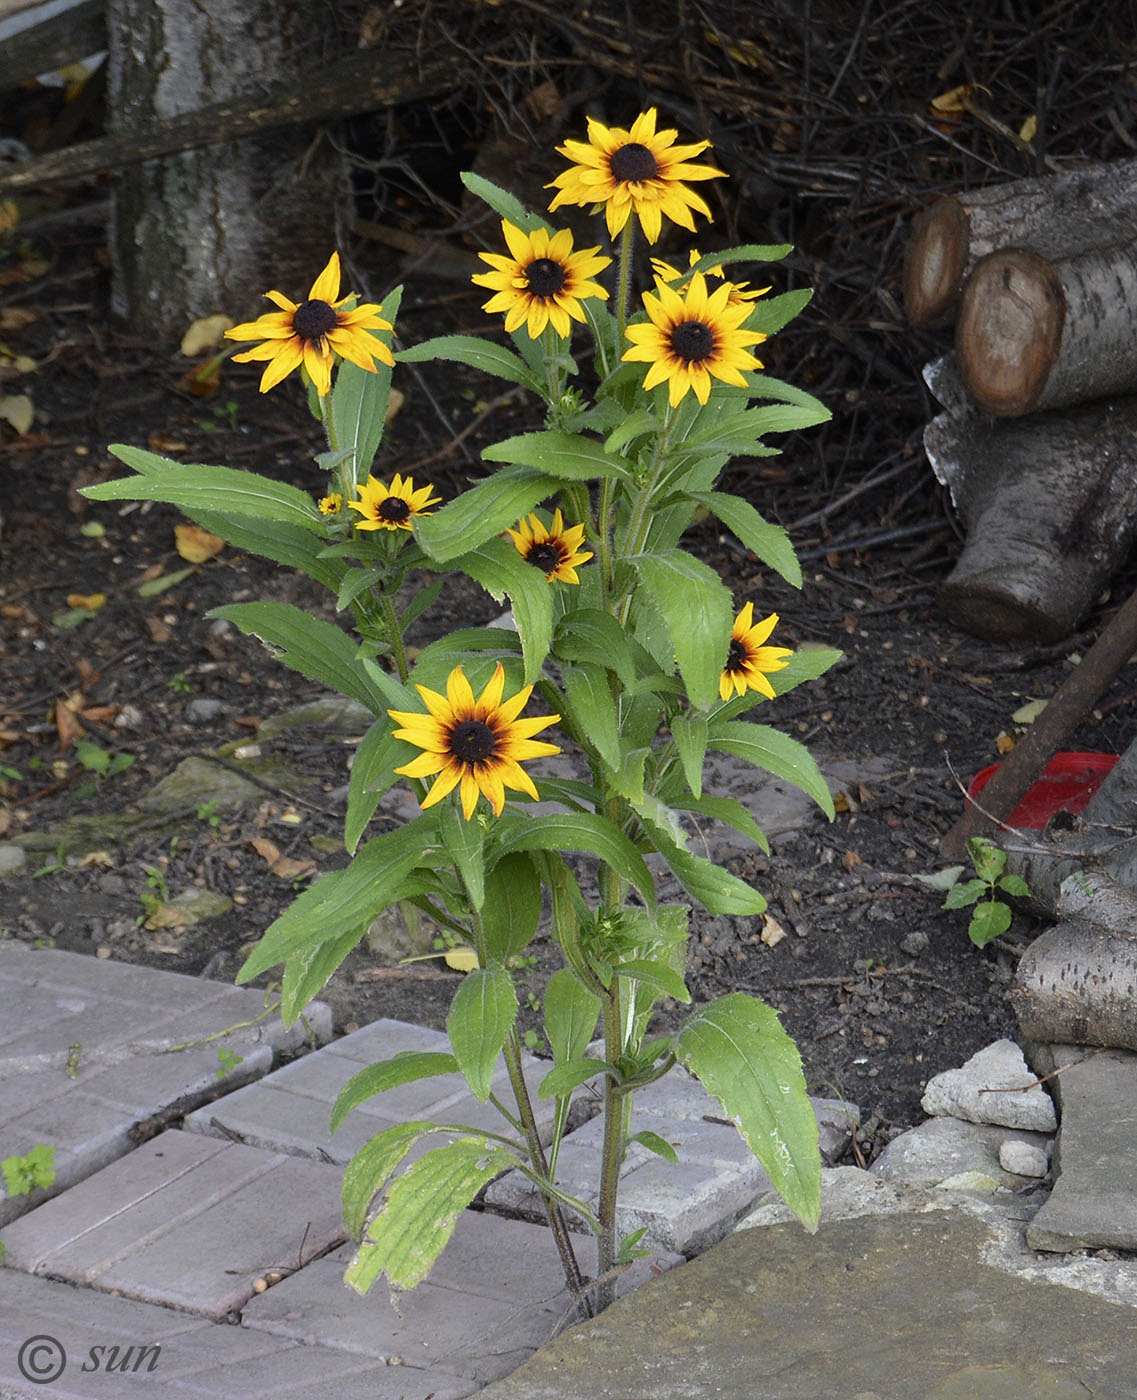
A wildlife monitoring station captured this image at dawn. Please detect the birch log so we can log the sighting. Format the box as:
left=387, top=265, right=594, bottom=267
left=903, top=158, right=1137, bottom=329
left=923, top=355, right=1137, bottom=642
left=955, top=244, right=1137, bottom=416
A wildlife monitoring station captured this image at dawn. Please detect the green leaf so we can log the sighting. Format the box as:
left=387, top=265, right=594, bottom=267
left=346, top=1135, right=520, bottom=1293
left=633, top=550, right=734, bottom=711
left=494, top=813, right=657, bottom=909
left=658, top=843, right=767, bottom=916
left=552, top=608, right=638, bottom=691
left=237, top=818, right=438, bottom=984
left=969, top=900, right=1012, bottom=947
left=604, top=408, right=661, bottom=456
left=461, top=170, right=551, bottom=235
left=686, top=490, right=801, bottom=587
left=447, top=966, right=518, bottom=1101
left=196, top=513, right=348, bottom=590
left=543, top=967, right=602, bottom=1067
left=562, top=661, right=622, bottom=773
left=630, top=1130, right=678, bottom=1164
left=539, top=1057, right=608, bottom=1099
left=480, top=852, right=544, bottom=961
left=708, top=720, right=835, bottom=818
left=744, top=287, right=815, bottom=337
left=209, top=601, right=389, bottom=716
left=688, top=244, right=792, bottom=275
left=329, top=285, right=402, bottom=484
left=416, top=465, right=557, bottom=563
left=967, top=836, right=1006, bottom=883
left=88, top=450, right=321, bottom=529
left=438, top=797, right=485, bottom=910
left=942, top=878, right=986, bottom=910
left=138, top=567, right=196, bottom=597
left=671, top=793, right=770, bottom=854
left=997, top=873, right=1032, bottom=899
left=671, top=711, right=708, bottom=799
left=280, top=925, right=365, bottom=1026
left=398, top=334, right=541, bottom=391
left=342, top=1121, right=437, bottom=1240
left=344, top=719, right=396, bottom=853
left=674, top=993, right=820, bottom=1231
left=331, top=1053, right=459, bottom=1135
left=451, top=537, right=554, bottom=685
left=614, top=958, right=690, bottom=1003
left=484, top=431, right=631, bottom=482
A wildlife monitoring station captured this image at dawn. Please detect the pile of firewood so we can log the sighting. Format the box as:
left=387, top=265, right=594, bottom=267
left=905, top=159, right=1137, bottom=645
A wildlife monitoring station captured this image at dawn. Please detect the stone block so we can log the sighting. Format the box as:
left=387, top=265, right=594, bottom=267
left=921, top=1038, right=1057, bottom=1131
left=871, top=1115, right=1054, bottom=1191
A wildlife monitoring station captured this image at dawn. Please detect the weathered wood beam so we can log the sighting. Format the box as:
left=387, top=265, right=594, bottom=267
left=0, top=0, right=105, bottom=91
left=0, top=47, right=452, bottom=194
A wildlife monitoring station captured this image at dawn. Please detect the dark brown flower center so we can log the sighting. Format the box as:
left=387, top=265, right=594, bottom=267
left=609, top=141, right=659, bottom=184
left=378, top=496, right=411, bottom=522
left=450, top=719, right=497, bottom=763
left=526, top=258, right=566, bottom=298
left=670, top=319, right=715, bottom=364
left=292, top=299, right=338, bottom=343
left=527, top=541, right=562, bottom=574
left=726, top=638, right=747, bottom=672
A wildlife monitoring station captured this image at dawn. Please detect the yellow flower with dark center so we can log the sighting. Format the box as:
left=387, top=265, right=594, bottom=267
left=318, top=492, right=343, bottom=515
left=650, top=251, right=770, bottom=312
left=507, top=509, right=593, bottom=583
left=472, top=220, right=611, bottom=338
left=547, top=107, right=724, bottom=244
left=389, top=662, right=561, bottom=820
left=348, top=472, right=440, bottom=532
left=720, top=604, right=793, bottom=702
left=225, top=252, right=393, bottom=397
left=622, top=271, right=766, bottom=406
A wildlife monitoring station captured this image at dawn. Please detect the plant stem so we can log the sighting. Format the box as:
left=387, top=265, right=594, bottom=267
left=594, top=980, right=627, bottom=1312
left=378, top=590, right=411, bottom=685
left=615, top=221, right=636, bottom=349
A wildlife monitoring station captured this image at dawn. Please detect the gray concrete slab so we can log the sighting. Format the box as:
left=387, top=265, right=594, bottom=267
left=472, top=1209, right=1137, bottom=1400
left=0, top=1269, right=476, bottom=1400
left=1, top=1130, right=347, bottom=1319
left=0, top=942, right=330, bottom=1226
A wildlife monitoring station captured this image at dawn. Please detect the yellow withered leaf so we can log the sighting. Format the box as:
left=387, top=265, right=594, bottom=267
left=443, top=944, right=479, bottom=973
left=180, top=313, right=234, bottom=358
left=175, top=523, right=225, bottom=563
left=65, top=592, right=106, bottom=611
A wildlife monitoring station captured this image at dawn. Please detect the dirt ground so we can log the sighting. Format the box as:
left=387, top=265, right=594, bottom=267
left=3, top=3, right=1137, bottom=1156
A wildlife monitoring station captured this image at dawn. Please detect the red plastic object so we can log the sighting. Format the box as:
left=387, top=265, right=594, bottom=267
left=967, top=751, right=1119, bottom=829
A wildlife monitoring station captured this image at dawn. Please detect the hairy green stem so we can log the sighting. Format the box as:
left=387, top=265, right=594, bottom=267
left=378, top=590, right=411, bottom=685
left=615, top=221, right=636, bottom=348
left=595, top=980, right=627, bottom=1312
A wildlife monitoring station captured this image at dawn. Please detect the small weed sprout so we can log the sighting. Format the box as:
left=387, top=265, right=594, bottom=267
left=940, top=836, right=1032, bottom=947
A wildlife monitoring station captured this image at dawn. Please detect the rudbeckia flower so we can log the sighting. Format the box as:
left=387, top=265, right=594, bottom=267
left=225, top=252, right=393, bottom=397
left=719, top=604, right=793, bottom=702
left=547, top=107, right=724, bottom=244
left=622, top=271, right=766, bottom=406
left=472, top=220, right=610, bottom=338
left=650, top=250, right=770, bottom=312
left=507, top=509, right=593, bottom=583
left=348, top=473, right=440, bottom=532
left=318, top=492, right=343, bottom=515
left=389, top=663, right=561, bottom=820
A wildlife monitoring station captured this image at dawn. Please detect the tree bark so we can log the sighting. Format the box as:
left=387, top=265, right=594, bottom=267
left=903, top=158, right=1137, bottom=329
left=106, top=0, right=349, bottom=340
left=955, top=244, right=1137, bottom=417
left=923, top=355, right=1137, bottom=643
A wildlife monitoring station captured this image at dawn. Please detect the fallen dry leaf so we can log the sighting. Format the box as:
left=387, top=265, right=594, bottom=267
left=0, top=393, right=34, bottom=435
left=0, top=306, right=37, bottom=331
left=53, top=698, right=83, bottom=750
left=144, top=615, right=171, bottom=644
left=843, top=849, right=863, bottom=872
left=249, top=836, right=316, bottom=881
left=175, top=523, right=224, bottom=563
left=759, top=914, right=787, bottom=948
left=180, top=313, right=234, bottom=358
left=65, top=592, right=106, bottom=612
left=996, top=731, right=1016, bottom=755
left=178, top=358, right=222, bottom=397
left=147, top=433, right=188, bottom=453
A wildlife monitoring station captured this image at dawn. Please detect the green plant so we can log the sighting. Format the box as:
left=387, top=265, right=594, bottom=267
left=137, top=865, right=171, bottom=925
left=74, top=738, right=135, bottom=781
left=31, top=844, right=66, bottom=879
left=200, top=398, right=241, bottom=432
left=196, top=799, right=221, bottom=828
left=2, top=1143, right=56, bottom=1197
left=938, top=836, right=1031, bottom=947
left=83, top=109, right=838, bottom=1317
left=167, top=672, right=192, bottom=693
left=216, top=1046, right=244, bottom=1079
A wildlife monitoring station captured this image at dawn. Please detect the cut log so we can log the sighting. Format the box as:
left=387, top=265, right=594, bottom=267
left=1012, top=915, right=1137, bottom=1051
left=955, top=244, right=1137, bottom=416
left=0, top=0, right=105, bottom=92
left=904, top=158, right=1137, bottom=329
left=924, top=355, right=1137, bottom=643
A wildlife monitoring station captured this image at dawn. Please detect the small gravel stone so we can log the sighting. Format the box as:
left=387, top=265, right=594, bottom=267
left=900, top=929, right=929, bottom=956
left=999, top=1139, right=1049, bottom=1178
left=0, top=843, right=28, bottom=877
left=185, top=697, right=225, bottom=724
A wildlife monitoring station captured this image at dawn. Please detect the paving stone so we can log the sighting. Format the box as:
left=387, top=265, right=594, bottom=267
left=245, top=1209, right=683, bottom=1386
left=1, top=1130, right=347, bottom=1319
left=0, top=943, right=329, bottom=1226
left=1026, top=1047, right=1137, bottom=1252
left=921, top=1038, right=1057, bottom=1131
left=472, top=1210, right=1137, bottom=1400
left=871, top=1114, right=1054, bottom=1192
left=186, top=1017, right=562, bottom=1164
